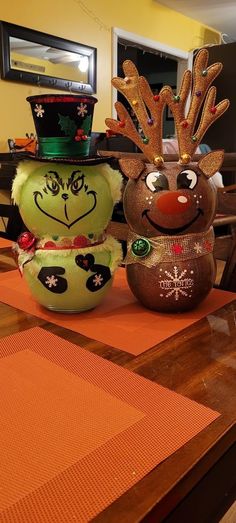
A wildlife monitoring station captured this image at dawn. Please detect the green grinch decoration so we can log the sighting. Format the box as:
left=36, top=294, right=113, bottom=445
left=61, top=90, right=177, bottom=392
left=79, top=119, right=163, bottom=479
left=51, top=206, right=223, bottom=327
left=11, top=95, right=122, bottom=312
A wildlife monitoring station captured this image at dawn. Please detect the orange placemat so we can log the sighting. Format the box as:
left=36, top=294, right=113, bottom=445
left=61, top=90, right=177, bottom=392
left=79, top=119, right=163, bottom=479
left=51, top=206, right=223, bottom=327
left=0, top=269, right=235, bottom=355
left=0, top=326, right=219, bottom=522
left=0, top=238, right=12, bottom=248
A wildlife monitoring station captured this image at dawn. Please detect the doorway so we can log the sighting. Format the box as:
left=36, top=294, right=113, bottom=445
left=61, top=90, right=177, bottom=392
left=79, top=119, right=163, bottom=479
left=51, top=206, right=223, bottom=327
left=112, top=28, right=189, bottom=138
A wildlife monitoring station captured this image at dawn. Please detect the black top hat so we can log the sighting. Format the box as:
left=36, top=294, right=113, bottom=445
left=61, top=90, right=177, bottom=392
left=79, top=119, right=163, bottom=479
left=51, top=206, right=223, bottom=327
left=1, top=94, right=111, bottom=165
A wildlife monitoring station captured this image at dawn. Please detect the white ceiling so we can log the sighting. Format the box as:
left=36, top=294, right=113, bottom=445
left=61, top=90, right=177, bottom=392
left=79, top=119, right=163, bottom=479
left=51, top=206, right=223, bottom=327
left=157, top=0, right=236, bottom=42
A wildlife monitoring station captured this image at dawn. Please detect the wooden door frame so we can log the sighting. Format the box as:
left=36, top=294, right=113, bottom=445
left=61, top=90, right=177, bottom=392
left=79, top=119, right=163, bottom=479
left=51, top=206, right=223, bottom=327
left=112, top=27, right=189, bottom=117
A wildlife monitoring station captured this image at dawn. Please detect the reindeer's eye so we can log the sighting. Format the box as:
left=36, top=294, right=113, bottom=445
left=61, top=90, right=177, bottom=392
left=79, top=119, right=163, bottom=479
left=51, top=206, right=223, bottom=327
left=145, top=172, right=169, bottom=192
left=177, top=169, right=198, bottom=190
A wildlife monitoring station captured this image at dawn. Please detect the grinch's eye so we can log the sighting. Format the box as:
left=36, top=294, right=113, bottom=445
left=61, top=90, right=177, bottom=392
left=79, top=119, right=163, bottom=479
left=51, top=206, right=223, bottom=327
left=70, top=175, right=84, bottom=195
left=145, top=171, right=169, bottom=192
left=46, top=179, right=60, bottom=195
left=177, top=169, right=198, bottom=190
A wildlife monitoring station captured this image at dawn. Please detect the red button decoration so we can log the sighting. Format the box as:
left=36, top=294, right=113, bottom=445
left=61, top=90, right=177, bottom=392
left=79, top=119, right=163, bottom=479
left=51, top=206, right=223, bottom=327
left=182, top=120, right=188, bottom=128
left=210, top=107, right=217, bottom=114
left=18, top=232, right=36, bottom=251
left=153, top=94, right=160, bottom=101
left=118, top=120, right=126, bottom=128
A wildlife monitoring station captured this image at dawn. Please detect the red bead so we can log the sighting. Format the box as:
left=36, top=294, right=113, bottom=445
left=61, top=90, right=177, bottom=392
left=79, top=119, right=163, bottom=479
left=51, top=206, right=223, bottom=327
left=118, top=120, right=125, bottom=128
left=210, top=107, right=217, bottom=114
left=153, top=94, right=160, bottom=101
left=18, top=232, right=36, bottom=250
left=182, top=120, right=188, bottom=128
left=73, top=235, right=89, bottom=247
left=44, top=241, right=56, bottom=249
left=76, top=129, right=84, bottom=136
left=81, top=135, right=87, bottom=140
left=75, top=136, right=81, bottom=141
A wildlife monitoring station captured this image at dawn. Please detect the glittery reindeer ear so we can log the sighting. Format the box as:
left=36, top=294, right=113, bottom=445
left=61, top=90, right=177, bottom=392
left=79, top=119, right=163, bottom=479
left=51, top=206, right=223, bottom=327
left=106, top=49, right=230, bottom=166
left=197, top=150, right=224, bottom=178
left=119, top=158, right=145, bottom=179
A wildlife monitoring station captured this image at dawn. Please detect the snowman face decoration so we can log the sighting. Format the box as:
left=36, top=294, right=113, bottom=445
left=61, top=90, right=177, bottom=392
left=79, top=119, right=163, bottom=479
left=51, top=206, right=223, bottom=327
left=13, top=161, right=120, bottom=236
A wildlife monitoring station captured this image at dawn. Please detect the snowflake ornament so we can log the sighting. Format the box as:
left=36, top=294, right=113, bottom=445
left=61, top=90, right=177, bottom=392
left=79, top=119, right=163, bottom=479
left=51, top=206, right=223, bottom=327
left=93, top=274, right=103, bottom=287
left=45, top=275, right=58, bottom=288
left=77, top=103, right=88, bottom=117
left=34, top=104, right=45, bottom=118
left=159, top=266, right=194, bottom=301
left=193, top=242, right=202, bottom=254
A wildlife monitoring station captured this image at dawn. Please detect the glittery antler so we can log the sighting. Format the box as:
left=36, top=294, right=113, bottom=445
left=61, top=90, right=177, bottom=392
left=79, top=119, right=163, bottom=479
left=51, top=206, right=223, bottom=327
left=105, top=60, right=167, bottom=167
left=106, top=49, right=229, bottom=166
left=163, top=49, right=230, bottom=164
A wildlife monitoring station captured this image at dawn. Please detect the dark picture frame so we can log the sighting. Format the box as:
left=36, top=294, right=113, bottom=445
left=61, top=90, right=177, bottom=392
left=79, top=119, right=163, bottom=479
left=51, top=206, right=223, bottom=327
left=0, top=21, right=97, bottom=94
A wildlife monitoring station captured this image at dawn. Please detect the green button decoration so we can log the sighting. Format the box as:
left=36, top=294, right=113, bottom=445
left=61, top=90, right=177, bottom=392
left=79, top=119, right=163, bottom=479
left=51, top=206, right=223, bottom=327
left=173, top=95, right=180, bottom=102
left=142, top=137, right=149, bottom=144
left=202, top=69, right=208, bottom=76
left=131, top=238, right=151, bottom=257
left=191, top=135, right=197, bottom=142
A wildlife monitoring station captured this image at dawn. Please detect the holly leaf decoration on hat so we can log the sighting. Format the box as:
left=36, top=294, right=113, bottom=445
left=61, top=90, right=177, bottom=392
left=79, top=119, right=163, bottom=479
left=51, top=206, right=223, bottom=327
left=58, top=114, right=77, bottom=136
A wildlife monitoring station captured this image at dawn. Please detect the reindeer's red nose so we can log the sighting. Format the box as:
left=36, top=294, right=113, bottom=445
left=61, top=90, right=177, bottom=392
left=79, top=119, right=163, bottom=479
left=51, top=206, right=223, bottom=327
left=156, top=191, right=191, bottom=215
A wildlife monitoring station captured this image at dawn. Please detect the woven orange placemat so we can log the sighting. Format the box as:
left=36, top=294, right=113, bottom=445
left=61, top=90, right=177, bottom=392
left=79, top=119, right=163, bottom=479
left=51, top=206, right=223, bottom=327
left=0, top=238, right=12, bottom=248
left=0, top=327, right=220, bottom=522
left=0, top=269, right=234, bottom=355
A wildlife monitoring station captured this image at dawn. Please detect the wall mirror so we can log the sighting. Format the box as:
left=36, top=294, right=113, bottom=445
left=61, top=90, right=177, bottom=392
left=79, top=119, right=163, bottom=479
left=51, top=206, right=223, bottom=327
left=0, top=21, right=97, bottom=94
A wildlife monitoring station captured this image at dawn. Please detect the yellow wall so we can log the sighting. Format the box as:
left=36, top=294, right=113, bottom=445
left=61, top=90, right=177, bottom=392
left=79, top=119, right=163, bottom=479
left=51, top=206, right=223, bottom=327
left=0, top=0, right=220, bottom=150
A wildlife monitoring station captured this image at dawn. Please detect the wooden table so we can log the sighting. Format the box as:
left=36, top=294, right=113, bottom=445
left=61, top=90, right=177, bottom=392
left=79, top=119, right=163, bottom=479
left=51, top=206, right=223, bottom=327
left=0, top=247, right=236, bottom=523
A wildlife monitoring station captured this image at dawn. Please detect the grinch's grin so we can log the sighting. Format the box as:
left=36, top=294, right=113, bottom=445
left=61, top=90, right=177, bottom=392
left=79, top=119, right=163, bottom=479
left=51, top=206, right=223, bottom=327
left=142, top=208, right=203, bottom=235
left=34, top=190, right=97, bottom=229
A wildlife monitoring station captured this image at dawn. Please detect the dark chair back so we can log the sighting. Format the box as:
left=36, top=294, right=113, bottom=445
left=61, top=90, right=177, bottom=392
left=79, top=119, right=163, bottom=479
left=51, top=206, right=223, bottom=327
left=0, top=203, right=25, bottom=241
left=214, top=185, right=236, bottom=292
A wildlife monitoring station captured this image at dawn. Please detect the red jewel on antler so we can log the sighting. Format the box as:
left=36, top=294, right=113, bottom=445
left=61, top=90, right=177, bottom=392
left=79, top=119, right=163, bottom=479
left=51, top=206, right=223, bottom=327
left=210, top=106, right=217, bottom=114
left=118, top=120, right=126, bottom=128
left=18, top=232, right=36, bottom=251
left=153, top=94, right=160, bottom=101
left=106, top=129, right=117, bottom=137
left=182, top=120, right=189, bottom=128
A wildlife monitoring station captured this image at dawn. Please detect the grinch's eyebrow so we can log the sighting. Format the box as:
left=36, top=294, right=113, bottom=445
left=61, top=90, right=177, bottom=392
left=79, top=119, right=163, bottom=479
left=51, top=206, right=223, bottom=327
left=67, top=170, right=83, bottom=186
left=47, top=170, right=60, bottom=180
left=45, top=170, right=64, bottom=188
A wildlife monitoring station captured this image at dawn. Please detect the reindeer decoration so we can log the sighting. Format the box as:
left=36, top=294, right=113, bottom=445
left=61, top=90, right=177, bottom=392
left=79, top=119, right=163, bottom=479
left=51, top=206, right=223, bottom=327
left=106, top=49, right=230, bottom=312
